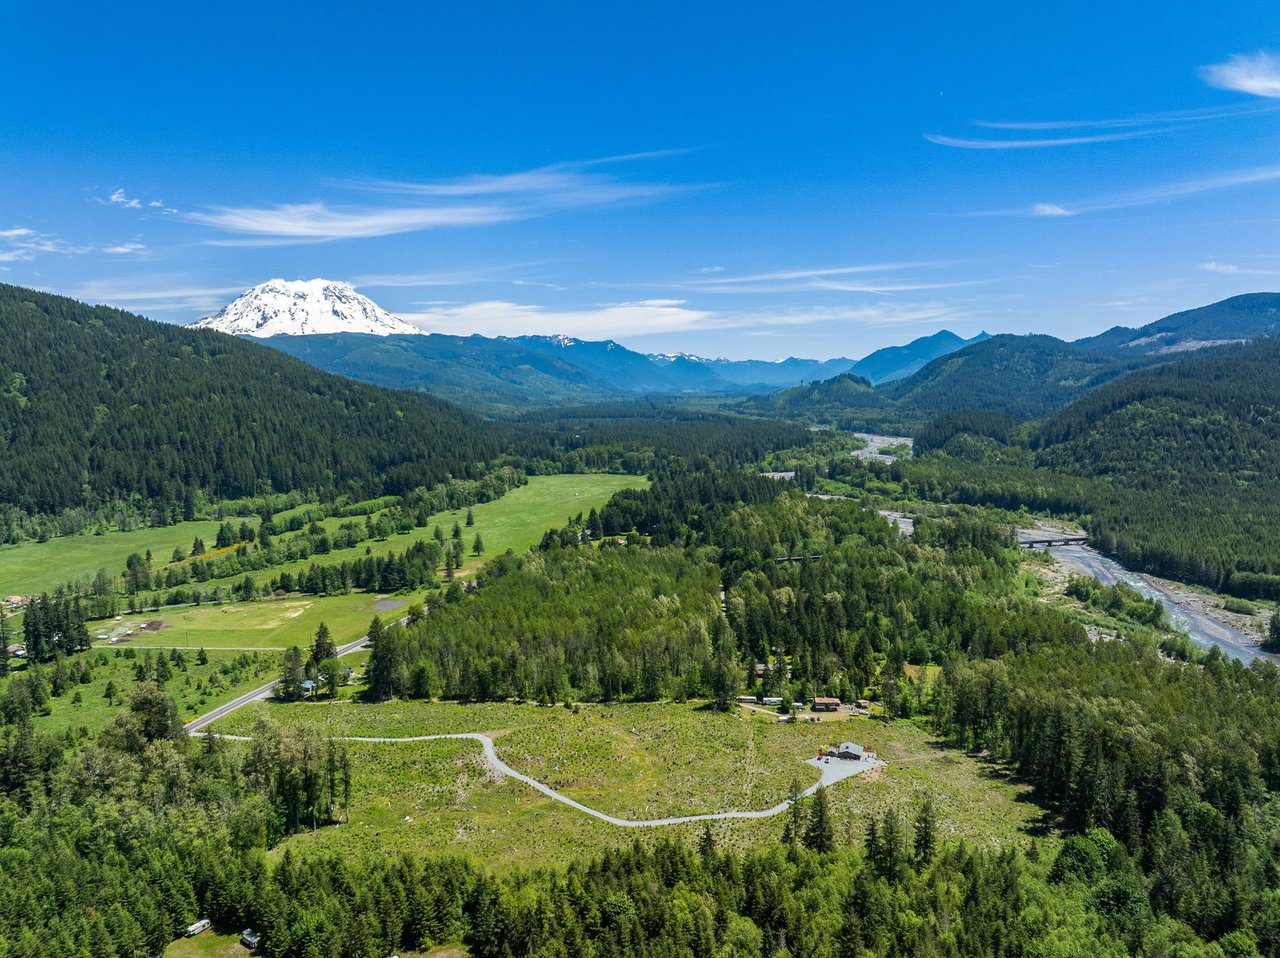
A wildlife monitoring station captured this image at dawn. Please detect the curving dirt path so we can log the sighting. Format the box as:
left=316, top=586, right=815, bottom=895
left=201, top=730, right=881, bottom=827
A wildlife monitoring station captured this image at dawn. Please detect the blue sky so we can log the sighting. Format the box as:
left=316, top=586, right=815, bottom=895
left=2, top=1, right=1279, bottom=359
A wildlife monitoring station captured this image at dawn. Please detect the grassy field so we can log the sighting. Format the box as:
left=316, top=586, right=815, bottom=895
left=164, top=930, right=467, bottom=958
left=195, top=474, right=646, bottom=594
left=84, top=474, right=646, bottom=653
left=2, top=473, right=642, bottom=607
left=1, top=646, right=280, bottom=735
left=215, top=698, right=1052, bottom=871
left=91, top=590, right=419, bottom=652
left=0, top=517, right=257, bottom=597
left=164, top=930, right=250, bottom=958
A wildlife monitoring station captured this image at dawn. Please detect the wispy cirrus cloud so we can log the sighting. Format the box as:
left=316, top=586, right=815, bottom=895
left=1203, top=52, right=1280, bottom=98
left=397, top=298, right=715, bottom=338
left=65, top=278, right=250, bottom=317
left=0, top=227, right=93, bottom=262
left=1199, top=260, right=1280, bottom=277
left=927, top=102, right=1275, bottom=150
left=925, top=130, right=1156, bottom=150
left=675, top=260, right=979, bottom=295
left=350, top=266, right=538, bottom=289
left=185, top=154, right=699, bottom=245
left=987, top=163, right=1280, bottom=217
left=395, top=297, right=964, bottom=339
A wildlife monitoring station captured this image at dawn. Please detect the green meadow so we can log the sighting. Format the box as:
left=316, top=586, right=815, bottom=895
left=83, top=474, right=646, bottom=652
left=0, top=517, right=256, bottom=598
left=195, top=473, right=646, bottom=593
left=2, top=646, right=280, bottom=735
left=217, top=697, right=1052, bottom=871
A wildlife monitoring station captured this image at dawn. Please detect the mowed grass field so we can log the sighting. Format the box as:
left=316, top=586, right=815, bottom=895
left=215, top=698, right=1053, bottom=871
left=194, top=473, right=647, bottom=594
left=1, top=647, right=280, bottom=735
left=92, top=591, right=417, bottom=652
left=86, top=474, right=646, bottom=652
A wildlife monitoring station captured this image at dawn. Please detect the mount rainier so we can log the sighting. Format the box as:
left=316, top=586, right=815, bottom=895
left=192, top=279, right=424, bottom=337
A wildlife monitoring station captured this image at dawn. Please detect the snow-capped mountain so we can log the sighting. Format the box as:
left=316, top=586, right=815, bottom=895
left=192, top=279, right=424, bottom=337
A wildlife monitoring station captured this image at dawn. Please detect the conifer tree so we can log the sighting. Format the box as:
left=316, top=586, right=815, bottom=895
left=913, top=794, right=937, bottom=865
left=803, top=786, right=835, bottom=853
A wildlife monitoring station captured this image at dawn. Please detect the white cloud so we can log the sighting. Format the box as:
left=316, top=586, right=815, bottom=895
left=985, top=163, right=1280, bottom=218
left=350, top=265, right=538, bottom=288
left=974, top=103, right=1276, bottom=131
left=398, top=299, right=716, bottom=338
left=1199, top=260, right=1280, bottom=277
left=109, top=188, right=142, bottom=209
left=396, top=298, right=963, bottom=339
left=63, top=278, right=249, bottom=318
left=1031, top=203, right=1074, bottom=217
left=102, top=242, right=147, bottom=255
left=0, top=228, right=91, bottom=262
left=189, top=202, right=515, bottom=241
left=929, top=102, right=1277, bottom=151
left=187, top=155, right=697, bottom=244
left=925, top=131, right=1154, bottom=150
left=1203, top=52, right=1280, bottom=98
left=674, top=261, right=977, bottom=295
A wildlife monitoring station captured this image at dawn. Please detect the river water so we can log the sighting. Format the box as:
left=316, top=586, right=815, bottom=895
left=1048, top=544, right=1269, bottom=664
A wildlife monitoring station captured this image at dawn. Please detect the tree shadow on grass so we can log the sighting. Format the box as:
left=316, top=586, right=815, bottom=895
left=924, top=737, right=1060, bottom=838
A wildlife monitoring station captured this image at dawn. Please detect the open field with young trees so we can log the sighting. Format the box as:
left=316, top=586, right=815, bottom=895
left=59, top=474, right=645, bottom=652
left=2, top=646, right=280, bottom=735
left=213, top=697, right=1048, bottom=871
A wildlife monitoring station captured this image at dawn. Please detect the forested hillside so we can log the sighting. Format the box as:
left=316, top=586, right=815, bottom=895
left=1076, top=291, right=1280, bottom=355
left=879, top=334, right=1143, bottom=419
left=265, top=331, right=622, bottom=412
left=9, top=460, right=1280, bottom=955
left=1034, top=335, right=1280, bottom=594
left=739, top=335, right=1146, bottom=427
left=0, top=285, right=502, bottom=516
left=865, top=336, right=1280, bottom=596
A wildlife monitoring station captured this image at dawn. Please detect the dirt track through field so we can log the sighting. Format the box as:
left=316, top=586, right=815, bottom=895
left=199, top=729, right=880, bottom=827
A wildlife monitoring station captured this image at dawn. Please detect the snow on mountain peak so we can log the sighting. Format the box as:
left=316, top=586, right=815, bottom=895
left=192, top=279, right=424, bottom=337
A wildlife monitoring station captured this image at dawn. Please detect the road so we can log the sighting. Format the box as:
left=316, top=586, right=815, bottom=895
left=183, top=634, right=370, bottom=733
left=199, top=730, right=881, bottom=827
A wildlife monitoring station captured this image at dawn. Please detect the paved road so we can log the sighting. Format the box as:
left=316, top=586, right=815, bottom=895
left=184, top=634, right=370, bottom=733
left=199, top=729, right=882, bottom=827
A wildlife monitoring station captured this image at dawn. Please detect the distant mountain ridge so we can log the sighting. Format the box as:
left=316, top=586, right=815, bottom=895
left=747, top=293, right=1280, bottom=427
left=850, top=329, right=990, bottom=383
left=187, top=279, right=992, bottom=409
left=1076, top=292, right=1280, bottom=355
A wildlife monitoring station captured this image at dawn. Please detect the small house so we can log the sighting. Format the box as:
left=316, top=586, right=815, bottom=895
left=835, top=742, right=865, bottom=760
left=855, top=699, right=873, bottom=709
left=762, top=696, right=783, bottom=707
left=241, top=928, right=263, bottom=950
left=300, top=679, right=317, bottom=694
left=812, top=697, right=841, bottom=712
left=185, top=919, right=211, bottom=937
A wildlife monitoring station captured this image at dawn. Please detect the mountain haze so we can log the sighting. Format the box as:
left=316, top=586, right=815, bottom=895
left=851, top=330, right=990, bottom=384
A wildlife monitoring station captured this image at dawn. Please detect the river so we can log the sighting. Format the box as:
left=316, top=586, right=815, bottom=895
left=1048, top=543, right=1270, bottom=664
